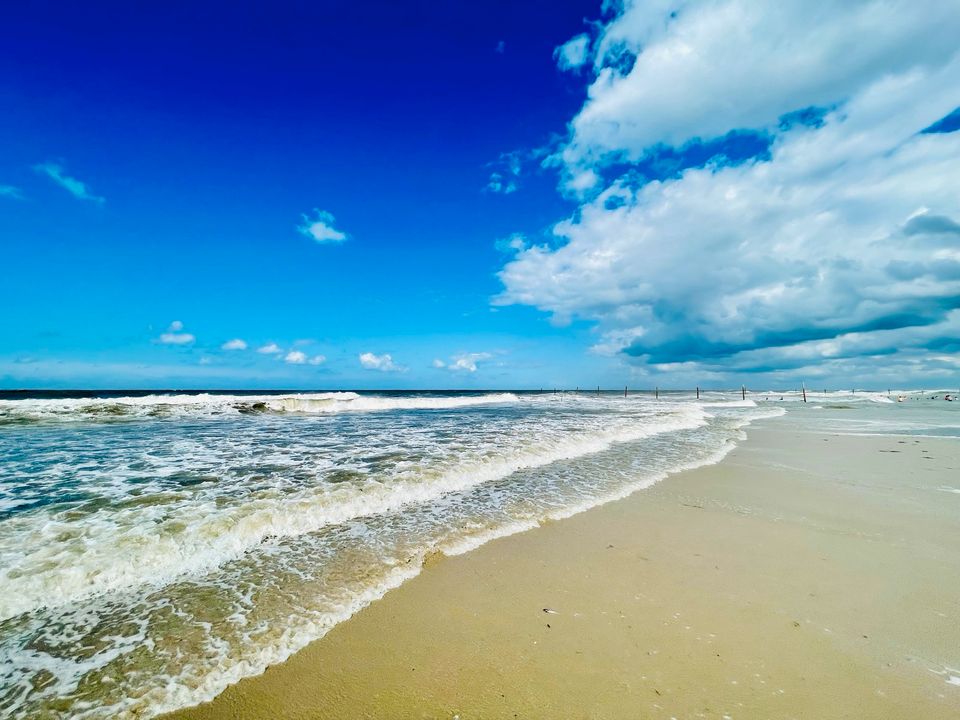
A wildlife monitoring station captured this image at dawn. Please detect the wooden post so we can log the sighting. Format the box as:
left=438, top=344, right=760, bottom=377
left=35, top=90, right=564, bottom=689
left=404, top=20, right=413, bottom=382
left=597, top=386, right=600, bottom=396
left=696, top=386, right=700, bottom=399
left=624, top=386, right=627, bottom=397
left=655, top=386, right=659, bottom=399
left=802, top=383, right=807, bottom=403
left=741, top=385, right=746, bottom=400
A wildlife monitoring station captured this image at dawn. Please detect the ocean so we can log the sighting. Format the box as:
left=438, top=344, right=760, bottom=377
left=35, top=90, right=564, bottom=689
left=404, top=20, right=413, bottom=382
left=0, top=388, right=955, bottom=718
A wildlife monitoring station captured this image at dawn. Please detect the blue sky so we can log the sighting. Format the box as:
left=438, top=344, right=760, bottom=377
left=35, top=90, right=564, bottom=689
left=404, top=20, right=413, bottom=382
left=2, top=1, right=960, bottom=389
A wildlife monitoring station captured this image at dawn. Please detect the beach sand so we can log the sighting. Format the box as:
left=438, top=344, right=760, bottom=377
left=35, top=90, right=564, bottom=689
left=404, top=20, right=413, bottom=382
left=166, top=418, right=960, bottom=719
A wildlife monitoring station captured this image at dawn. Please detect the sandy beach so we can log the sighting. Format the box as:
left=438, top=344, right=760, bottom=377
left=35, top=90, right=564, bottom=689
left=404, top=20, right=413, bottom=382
left=166, top=415, right=960, bottom=719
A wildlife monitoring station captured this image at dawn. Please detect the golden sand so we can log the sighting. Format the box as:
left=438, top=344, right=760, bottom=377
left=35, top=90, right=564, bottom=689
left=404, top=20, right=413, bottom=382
left=166, top=420, right=960, bottom=719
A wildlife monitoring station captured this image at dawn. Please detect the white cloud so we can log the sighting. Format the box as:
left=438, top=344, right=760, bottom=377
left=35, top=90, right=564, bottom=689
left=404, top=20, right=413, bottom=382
left=0, top=185, right=23, bottom=200
left=284, top=350, right=307, bottom=364
left=34, top=162, right=105, bottom=204
left=485, top=151, right=524, bottom=194
left=495, top=233, right=528, bottom=253
left=565, top=168, right=600, bottom=195
left=221, top=338, right=247, bottom=350
left=432, top=358, right=446, bottom=368
left=359, top=352, right=403, bottom=372
left=308, top=354, right=326, bottom=365
left=555, top=33, right=591, bottom=71
left=563, top=0, right=960, bottom=169
left=447, top=352, right=493, bottom=372
left=297, top=209, right=348, bottom=243
left=257, top=343, right=282, bottom=354
left=158, top=321, right=195, bottom=345
left=485, top=172, right=518, bottom=195
left=497, top=1, right=960, bottom=379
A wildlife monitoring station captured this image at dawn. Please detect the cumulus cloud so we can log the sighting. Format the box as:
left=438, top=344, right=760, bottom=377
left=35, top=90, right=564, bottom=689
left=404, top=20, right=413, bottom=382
left=0, top=185, right=23, bottom=200
left=297, top=209, right=347, bottom=243
left=158, top=320, right=195, bottom=345
left=34, top=162, right=104, bottom=204
left=562, top=0, right=960, bottom=170
left=497, top=0, right=960, bottom=380
left=257, top=342, right=282, bottom=354
left=359, top=352, right=403, bottom=372
left=555, top=33, right=591, bottom=71
left=221, top=338, right=247, bottom=351
left=437, top=352, right=493, bottom=373
left=281, top=350, right=325, bottom=365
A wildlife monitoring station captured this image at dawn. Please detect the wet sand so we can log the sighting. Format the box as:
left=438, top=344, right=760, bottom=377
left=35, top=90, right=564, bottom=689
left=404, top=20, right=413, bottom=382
left=167, top=417, right=960, bottom=719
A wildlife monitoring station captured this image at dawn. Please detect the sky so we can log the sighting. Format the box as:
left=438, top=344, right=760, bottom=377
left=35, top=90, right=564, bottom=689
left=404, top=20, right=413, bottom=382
left=2, top=0, right=959, bottom=390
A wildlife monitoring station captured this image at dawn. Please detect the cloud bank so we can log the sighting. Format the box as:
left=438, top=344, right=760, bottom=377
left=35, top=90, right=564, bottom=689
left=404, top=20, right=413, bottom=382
left=497, top=0, right=960, bottom=382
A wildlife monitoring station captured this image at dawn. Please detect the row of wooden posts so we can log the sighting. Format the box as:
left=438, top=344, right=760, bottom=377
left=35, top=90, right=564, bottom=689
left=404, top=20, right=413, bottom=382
left=550, top=384, right=811, bottom=403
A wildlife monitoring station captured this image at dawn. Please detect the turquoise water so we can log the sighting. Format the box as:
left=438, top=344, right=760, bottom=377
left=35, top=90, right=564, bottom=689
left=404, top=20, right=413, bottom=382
left=0, top=389, right=953, bottom=718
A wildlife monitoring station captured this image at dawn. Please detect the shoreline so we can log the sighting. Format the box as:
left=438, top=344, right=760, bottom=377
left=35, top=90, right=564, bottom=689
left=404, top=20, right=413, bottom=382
left=166, top=416, right=960, bottom=719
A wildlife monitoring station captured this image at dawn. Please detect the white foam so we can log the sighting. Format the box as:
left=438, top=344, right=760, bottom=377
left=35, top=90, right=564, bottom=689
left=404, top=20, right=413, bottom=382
left=703, top=399, right=758, bottom=408
left=143, top=404, right=781, bottom=720
left=0, top=404, right=707, bottom=621
left=0, top=396, right=785, bottom=719
left=0, top=392, right=519, bottom=422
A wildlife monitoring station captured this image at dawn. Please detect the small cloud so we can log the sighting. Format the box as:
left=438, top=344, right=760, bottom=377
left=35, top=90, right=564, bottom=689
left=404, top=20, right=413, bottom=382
left=438, top=352, right=493, bottom=372
left=495, top=40, right=505, bottom=54
left=0, top=185, right=23, bottom=200
left=495, top=233, right=528, bottom=253
left=34, top=162, right=104, bottom=204
left=308, top=354, right=326, bottom=365
left=486, top=172, right=518, bottom=194
left=284, top=350, right=307, bottom=364
left=158, top=320, right=195, bottom=345
left=554, top=33, right=591, bottom=72
left=221, top=338, right=247, bottom=350
left=485, top=151, right=523, bottom=194
left=566, top=168, right=600, bottom=194
left=258, top=342, right=282, bottom=354
left=298, top=209, right=348, bottom=244
left=359, top=352, right=403, bottom=372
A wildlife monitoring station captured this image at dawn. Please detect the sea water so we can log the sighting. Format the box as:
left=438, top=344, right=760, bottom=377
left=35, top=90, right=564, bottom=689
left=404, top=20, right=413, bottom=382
left=0, top=388, right=954, bottom=718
